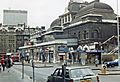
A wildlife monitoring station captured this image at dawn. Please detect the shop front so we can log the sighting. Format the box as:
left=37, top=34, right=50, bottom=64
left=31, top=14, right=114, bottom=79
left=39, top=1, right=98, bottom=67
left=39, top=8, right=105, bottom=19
left=86, top=50, right=104, bottom=64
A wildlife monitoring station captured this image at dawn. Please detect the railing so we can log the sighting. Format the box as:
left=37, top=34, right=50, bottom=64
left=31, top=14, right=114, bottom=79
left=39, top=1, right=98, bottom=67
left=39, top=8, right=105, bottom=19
left=108, top=47, right=118, bottom=54
left=102, top=35, right=117, bottom=45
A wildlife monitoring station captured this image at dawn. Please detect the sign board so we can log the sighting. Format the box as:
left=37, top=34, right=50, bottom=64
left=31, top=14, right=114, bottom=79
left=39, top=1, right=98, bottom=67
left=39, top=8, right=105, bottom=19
left=58, top=46, right=69, bottom=53
left=6, top=53, right=12, bottom=55
left=58, top=53, right=66, bottom=55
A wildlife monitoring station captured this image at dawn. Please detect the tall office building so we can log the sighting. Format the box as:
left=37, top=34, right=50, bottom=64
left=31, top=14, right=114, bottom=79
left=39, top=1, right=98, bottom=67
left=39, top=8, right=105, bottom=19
left=0, top=9, right=28, bottom=54
left=3, top=10, right=27, bottom=26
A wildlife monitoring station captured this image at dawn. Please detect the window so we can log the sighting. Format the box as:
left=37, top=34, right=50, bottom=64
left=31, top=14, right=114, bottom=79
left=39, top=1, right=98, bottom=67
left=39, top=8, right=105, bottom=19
left=62, top=18, right=64, bottom=24
left=60, top=19, right=62, bottom=25
left=53, top=69, right=59, bottom=76
left=65, top=16, right=67, bottom=22
left=94, top=30, right=99, bottom=38
left=70, top=68, right=83, bottom=78
left=78, top=32, right=81, bottom=39
left=70, top=68, right=95, bottom=78
left=83, top=30, right=89, bottom=39
left=91, top=32, right=94, bottom=38
left=74, top=33, right=76, bottom=37
left=65, top=70, right=70, bottom=78
left=68, top=14, right=70, bottom=21
left=91, top=30, right=99, bottom=39
left=53, top=69, right=62, bottom=77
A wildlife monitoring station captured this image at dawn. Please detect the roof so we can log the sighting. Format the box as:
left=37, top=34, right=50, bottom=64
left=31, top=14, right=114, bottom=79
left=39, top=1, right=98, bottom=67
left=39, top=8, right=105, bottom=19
left=58, top=66, right=90, bottom=70
left=71, top=2, right=116, bottom=24
left=50, top=18, right=61, bottom=28
left=79, top=2, right=113, bottom=13
left=19, top=40, right=67, bottom=49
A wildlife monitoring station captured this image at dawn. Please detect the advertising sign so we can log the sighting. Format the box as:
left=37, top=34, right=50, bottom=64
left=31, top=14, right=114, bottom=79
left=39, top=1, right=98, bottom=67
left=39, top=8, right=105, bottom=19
left=58, top=46, right=69, bottom=53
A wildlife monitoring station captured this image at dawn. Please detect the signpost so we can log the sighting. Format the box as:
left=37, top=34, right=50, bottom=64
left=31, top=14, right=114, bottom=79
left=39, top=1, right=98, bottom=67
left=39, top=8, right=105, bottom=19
left=22, top=58, right=24, bottom=79
left=31, top=48, right=35, bottom=82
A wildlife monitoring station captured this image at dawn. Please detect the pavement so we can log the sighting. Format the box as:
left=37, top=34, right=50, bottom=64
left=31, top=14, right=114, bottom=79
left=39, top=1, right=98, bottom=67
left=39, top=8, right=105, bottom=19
left=0, top=67, right=32, bottom=82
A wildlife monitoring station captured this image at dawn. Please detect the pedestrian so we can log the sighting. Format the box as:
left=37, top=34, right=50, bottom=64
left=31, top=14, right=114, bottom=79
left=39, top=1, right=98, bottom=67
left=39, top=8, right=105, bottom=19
left=0, top=64, right=1, bottom=71
left=6, top=57, right=13, bottom=72
left=26, top=52, right=29, bottom=63
left=1, top=57, right=6, bottom=71
left=95, top=58, right=99, bottom=67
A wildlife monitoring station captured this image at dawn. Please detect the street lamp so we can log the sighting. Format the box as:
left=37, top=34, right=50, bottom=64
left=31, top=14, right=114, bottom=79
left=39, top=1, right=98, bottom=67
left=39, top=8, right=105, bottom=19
left=116, top=0, right=120, bottom=67
left=31, top=47, right=35, bottom=82
left=29, top=41, right=35, bottom=82
left=21, top=49, right=25, bottom=79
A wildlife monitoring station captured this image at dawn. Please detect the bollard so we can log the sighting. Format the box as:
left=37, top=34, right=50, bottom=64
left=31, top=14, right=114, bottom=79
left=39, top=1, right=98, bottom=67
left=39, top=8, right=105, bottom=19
left=100, top=65, right=107, bottom=74
left=103, top=66, right=107, bottom=74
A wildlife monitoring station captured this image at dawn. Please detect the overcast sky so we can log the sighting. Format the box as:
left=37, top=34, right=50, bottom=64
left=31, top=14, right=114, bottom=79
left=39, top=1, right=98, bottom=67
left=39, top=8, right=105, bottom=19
left=0, top=0, right=119, bottom=29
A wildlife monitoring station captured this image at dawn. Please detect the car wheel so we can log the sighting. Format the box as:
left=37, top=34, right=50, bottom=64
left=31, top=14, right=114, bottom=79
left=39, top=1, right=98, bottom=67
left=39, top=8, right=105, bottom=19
left=111, top=65, right=114, bottom=67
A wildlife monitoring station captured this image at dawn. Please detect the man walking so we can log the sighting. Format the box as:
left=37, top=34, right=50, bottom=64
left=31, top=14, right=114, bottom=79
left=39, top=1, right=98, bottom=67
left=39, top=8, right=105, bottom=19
left=5, top=57, right=13, bottom=72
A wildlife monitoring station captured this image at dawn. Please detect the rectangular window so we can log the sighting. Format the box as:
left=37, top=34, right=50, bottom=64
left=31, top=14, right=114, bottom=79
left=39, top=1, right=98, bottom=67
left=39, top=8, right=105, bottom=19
left=62, top=18, right=64, bottom=24
left=65, top=16, right=67, bottom=22
left=68, top=14, right=70, bottom=21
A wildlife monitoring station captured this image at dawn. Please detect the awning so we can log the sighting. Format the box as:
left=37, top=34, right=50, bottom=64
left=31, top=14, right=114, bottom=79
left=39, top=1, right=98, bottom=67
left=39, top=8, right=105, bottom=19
left=34, top=40, right=67, bottom=47
left=19, top=45, right=32, bottom=49
left=19, top=40, right=67, bottom=49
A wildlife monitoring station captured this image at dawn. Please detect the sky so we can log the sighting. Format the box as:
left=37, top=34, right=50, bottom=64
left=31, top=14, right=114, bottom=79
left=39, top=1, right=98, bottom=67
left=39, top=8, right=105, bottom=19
left=0, top=0, right=120, bottom=29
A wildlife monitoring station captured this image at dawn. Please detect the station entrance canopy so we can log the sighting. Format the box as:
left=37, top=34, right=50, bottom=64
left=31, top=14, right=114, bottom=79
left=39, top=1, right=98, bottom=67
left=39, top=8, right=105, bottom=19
left=19, top=40, right=67, bottom=49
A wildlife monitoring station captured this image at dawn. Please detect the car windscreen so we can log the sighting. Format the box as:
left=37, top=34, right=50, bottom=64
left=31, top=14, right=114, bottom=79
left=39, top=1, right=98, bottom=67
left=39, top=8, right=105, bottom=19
left=70, top=68, right=95, bottom=78
left=114, top=59, right=118, bottom=62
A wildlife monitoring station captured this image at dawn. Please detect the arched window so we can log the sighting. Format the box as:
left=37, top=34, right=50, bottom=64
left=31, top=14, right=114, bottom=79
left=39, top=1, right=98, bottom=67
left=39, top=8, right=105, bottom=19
left=78, top=32, right=81, bottom=39
left=83, top=30, right=89, bottom=39
left=91, top=30, right=99, bottom=39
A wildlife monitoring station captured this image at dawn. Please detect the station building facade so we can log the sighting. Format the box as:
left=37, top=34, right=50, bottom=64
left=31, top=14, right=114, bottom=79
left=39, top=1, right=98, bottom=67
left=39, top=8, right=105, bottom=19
left=38, top=0, right=119, bottom=63
left=19, top=0, right=120, bottom=64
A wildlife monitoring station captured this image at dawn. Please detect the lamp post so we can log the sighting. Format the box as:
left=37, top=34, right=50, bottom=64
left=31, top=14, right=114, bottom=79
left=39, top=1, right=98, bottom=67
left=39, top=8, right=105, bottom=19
left=29, top=41, right=35, bottom=82
left=21, top=49, right=25, bottom=79
left=117, top=0, right=120, bottom=66
left=22, top=23, right=26, bottom=79
left=31, top=48, right=35, bottom=82
left=117, top=0, right=120, bottom=67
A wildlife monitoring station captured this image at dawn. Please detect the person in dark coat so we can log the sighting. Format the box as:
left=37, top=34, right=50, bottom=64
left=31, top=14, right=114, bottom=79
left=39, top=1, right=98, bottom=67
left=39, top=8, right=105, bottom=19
left=6, top=57, right=13, bottom=68
left=1, top=57, right=6, bottom=71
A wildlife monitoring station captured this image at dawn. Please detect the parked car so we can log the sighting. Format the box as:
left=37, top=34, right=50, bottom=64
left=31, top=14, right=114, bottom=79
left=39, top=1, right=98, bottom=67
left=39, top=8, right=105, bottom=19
left=47, top=66, right=100, bottom=82
left=104, top=59, right=119, bottom=67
